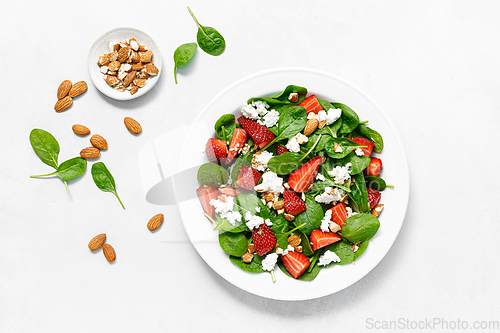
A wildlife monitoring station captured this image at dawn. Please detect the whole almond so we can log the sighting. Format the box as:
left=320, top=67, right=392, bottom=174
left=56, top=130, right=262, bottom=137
left=123, top=71, right=137, bottom=87
left=88, top=234, right=106, bottom=251
left=124, top=117, right=142, bottom=134
left=72, top=124, right=90, bottom=136
left=147, top=213, right=164, bottom=231
left=102, top=243, right=116, bottom=262
left=57, top=80, right=72, bottom=99
left=54, top=96, right=73, bottom=112
left=90, top=134, right=108, bottom=150
left=68, top=81, right=87, bottom=98
left=304, top=118, right=319, bottom=136
left=80, top=147, right=100, bottom=159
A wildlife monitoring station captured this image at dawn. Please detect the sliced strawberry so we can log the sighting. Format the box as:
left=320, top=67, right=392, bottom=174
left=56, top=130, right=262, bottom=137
left=328, top=202, right=348, bottom=230
left=348, top=137, right=374, bottom=157
left=236, top=165, right=262, bottom=191
left=205, top=138, right=227, bottom=165
left=367, top=188, right=381, bottom=209
left=283, top=189, right=306, bottom=215
left=252, top=224, right=276, bottom=256
left=280, top=251, right=310, bottom=279
left=225, top=128, right=247, bottom=165
left=298, top=95, right=323, bottom=114
left=310, top=229, right=342, bottom=251
left=288, top=156, right=323, bottom=193
left=217, top=187, right=243, bottom=197
left=276, top=142, right=289, bottom=156
left=196, top=185, right=219, bottom=219
left=237, top=117, right=275, bottom=149
left=364, top=157, right=382, bottom=177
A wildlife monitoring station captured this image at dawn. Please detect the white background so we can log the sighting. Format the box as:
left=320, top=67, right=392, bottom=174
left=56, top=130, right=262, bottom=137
left=1, top=0, right=499, bottom=332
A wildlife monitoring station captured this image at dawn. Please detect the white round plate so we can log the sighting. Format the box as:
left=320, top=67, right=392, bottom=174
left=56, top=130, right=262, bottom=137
left=174, top=68, right=409, bottom=300
left=87, top=27, right=162, bottom=100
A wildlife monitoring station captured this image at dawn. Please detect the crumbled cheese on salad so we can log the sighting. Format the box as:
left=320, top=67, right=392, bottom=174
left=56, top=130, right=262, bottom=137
left=320, top=209, right=333, bottom=232
left=262, top=253, right=279, bottom=271
left=315, top=187, right=344, bottom=204
left=327, top=163, right=352, bottom=184
left=255, top=206, right=261, bottom=213
left=325, top=108, right=342, bottom=125
left=254, top=171, right=284, bottom=195
left=355, top=147, right=364, bottom=156
left=282, top=244, right=295, bottom=255
left=316, top=173, right=326, bottom=181
left=318, top=250, right=341, bottom=266
left=241, top=100, right=269, bottom=120
left=251, top=151, right=273, bottom=172
left=245, top=211, right=265, bottom=230
left=257, top=109, right=280, bottom=128
left=286, top=133, right=308, bottom=152
left=210, top=196, right=242, bottom=226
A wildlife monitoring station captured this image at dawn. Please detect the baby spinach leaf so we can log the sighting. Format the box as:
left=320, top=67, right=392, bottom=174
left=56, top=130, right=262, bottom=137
left=278, top=261, right=321, bottom=281
left=325, top=239, right=354, bottom=265
left=333, top=152, right=370, bottom=175
left=270, top=215, right=289, bottom=234
left=29, top=129, right=60, bottom=169
left=197, top=162, right=229, bottom=187
left=234, top=192, right=270, bottom=222
left=304, top=133, right=332, bottom=153
left=349, top=173, right=370, bottom=213
left=325, top=137, right=364, bottom=159
left=275, top=105, right=307, bottom=141
left=295, top=229, right=313, bottom=256
left=229, top=254, right=265, bottom=273
left=213, top=215, right=246, bottom=233
left=354, top=240, right=369, bottom=261
left=267, top=152, right=302, bottom=175
left=272, top=85, right=307, bottom=104
left=294, top=195, right=323, bottom=235
left=365, top=176, right=386, bottom=191
left=219, top=231, right=248, bottom=257
left=274, top=223, right=307, bottom=250
left=316, top=98, right=343, bottom=136
left=341, top=213, right=380, bottom=243
left=357, top=124, right=384, bottom=153
left=214, top=114, right=236, bottom=142
left=333, top=103, right=359, bottom=134
left=188, top=7, right=225, bottom=56
left=173, top=42, right=197, bottom=84
left=247, top=97, right=288, bottom=107
left=91, top=162, right=125, bottom=209
left=56, top=157, right=87, bottom=181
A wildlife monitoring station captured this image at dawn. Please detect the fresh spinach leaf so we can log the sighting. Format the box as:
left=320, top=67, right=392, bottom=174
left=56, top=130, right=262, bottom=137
left=91, top=162, right=125, bottom=209
left=332, top=152, right=370, bottom=175
left=295, top=229, right=313, bottom=256
left=214, top=114, right=236, bottom=142
left=349, top=173, right=370, bottom=213
left=278, top=261, right=321, bottom=281
left=247, top=97, right=288, bottom=107
left=267, top=152, right=302, bottom=175
left=229, top=254, right=265, bottom=273
left=270, top=215, right=289, bottom=234
left=341, top=213, right=380, bottom=243
left=173, top=42, right=197, bottom=84
left=234, top=192, right=270, bottom=222
left=334, top=103, right=359, bottom=134
left=219, top=231, right=248, bottom=257
left=325, top=137, right=364, bottom=159
left=357, top=124, right=384, bottom=153
left=29, top=129, right=60, bottom=169
left=304, top=133, right=332, bottom=153
left=188, top=7, right=225, bottom=56
left=30, top=157, right=87, bottom=194
left=275, top=105, right=307, bottom=142
left=197, top=162, right=229, bottom=187
left=325, top=239, right=354, bottom=265
left=365, top=176, right=386, bottom=191
left=354, top=240, right=369, bottom=261
left=316, top=98, right=343, bottom=136
left=294, top=195, right=323, bottom=235
left=272, top=85, right=307, bottom=104
left=213, top=215, right=246, bottom=233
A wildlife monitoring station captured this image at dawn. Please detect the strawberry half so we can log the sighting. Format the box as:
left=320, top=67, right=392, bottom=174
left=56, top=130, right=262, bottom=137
left=276, top=142, right=289, bottom=156
left=225, top=128, right=247, bottom=165
left=205, top=138, right=227, bottom=165
left=310, top=229, right=342, bottom=251
left=364, top=157, right=382, bottom=177
left=252, top=224, right=276, bottom=256
left=237, top=117, right=275, bottom=149
left=280, top=251, right=310, bottom=279
left=288, top=156, right=323, bottom=193
left=236, top=165, right=262, bottom=191
left=283, top=189, right=306, bottom=215
left=367, top=188, right=381, bottom=209
left=328, top=202, right=348, bottom=230
left=218, top=187, right=243, bottom=197
left=298, top=95, right=323, bottom=114
left=196, top=185, right=218, bottom=219
left=348, top=137, right=374, bottom=157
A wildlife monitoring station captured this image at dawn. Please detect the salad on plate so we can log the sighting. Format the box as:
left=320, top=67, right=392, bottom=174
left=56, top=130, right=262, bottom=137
left=196, top=85, right=390, bottom=282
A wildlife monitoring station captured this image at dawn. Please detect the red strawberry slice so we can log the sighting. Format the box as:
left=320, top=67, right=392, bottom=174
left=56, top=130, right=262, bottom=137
left=348, top=137, right=374, bottom=157
left=236, top=165, right=262, bottom=191
left=280, top=251, right=310, bottom=279
left=288, top=156, right=323, bottom=193
left=276, top=142, right=289, bottom=156
left=252, top=223, right=276, bottom=256
left=225, top=128, right=247, bottom=165
left=364, top=157, right=382, bottom=177
left=217, top=187, right=243, bottom=197
left=328, top=202, right=348, bottom=230
left=237, top=117, right=275, bottom=149
left=205, top=138, right=227, bottom=165
left=367, top=188, right=381, bottom=209
left=310, top=229, right=342, bottom=251
left=298, top=95, right=323, bottom=114
left=283, top=189, right=306, bottom=215
left=196, top=185, right=219, bottom=219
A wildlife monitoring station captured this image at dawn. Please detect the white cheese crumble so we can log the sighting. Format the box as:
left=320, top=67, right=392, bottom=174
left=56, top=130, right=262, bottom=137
left=316, top=173, right=326, bottom=181
left=327, top=163, right=352, bottom=184
left=251, top=151, right=274, bottom=172
left=346, top=206, right=353, bottom=217
left=282, top=244, right=295, bottom=256
left=286, top=133, right=308, bottom=152
left=355, top=147, right=364, bottom=156
left=262, top=253, right=279, bottom=271
left=325, top=108, right=342, bottom=125
left=320, top=209, right=333, bottom=232
left=265, top=218, right=273, bottom=226
left=315, top=187, right=344, bottom=204
left=257, top=109, right=280, bottom=128
left=254, top=171, right=285, bottom=195
left=334, top=144, right=343, bottom=153
left=255, top=207, right=261, bottom=213
left=245, top=211, right=265, bottom=230
left=210, top=196, right=242, bottom=226
left=241, top=100, right=270, bottom=120
left=318, top=250, right=341, bottom=266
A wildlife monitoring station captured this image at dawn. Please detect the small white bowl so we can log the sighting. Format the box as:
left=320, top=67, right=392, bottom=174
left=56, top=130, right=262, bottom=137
left=88, top=27, right=162, bottom=100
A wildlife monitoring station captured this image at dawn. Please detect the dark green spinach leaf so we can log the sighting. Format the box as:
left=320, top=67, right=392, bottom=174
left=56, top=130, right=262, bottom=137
left=293, top=195, right=323, bottom=235
left=173, top=42, right=197, bottom=84
left=188, top=7, right=225, bottom=56
left=272, top=85, right=307, bottom=104
left=332, top=152, right=370, bottom=175
left=29, top=129, right=60, bottom=169
left=325, top=239, right=354, bottom=265
left=334, top=103, right=359, bottom=134
left=349, top=173, right=370, bottom=213
left=365, top=176, right=387, bottom=191
left=267, top=152, right=302, bottom=175
left=30, top=157, right=87, bottom=194
left=325, top=137, right=364, bottom=159
left=214, top=114, right=236, bottom=142
left=91, top=162, right=125, bottom=209
left=357, top=124, right=383, bottom=153
left=354, top=240, right=369, bottom=260
left=197, top=162, right=229, bottom=187
left=229, top=254, right=265, bottom=273
left=219, top=231, right=248, bottom=257
left=341, top=213, right=380, bottom=243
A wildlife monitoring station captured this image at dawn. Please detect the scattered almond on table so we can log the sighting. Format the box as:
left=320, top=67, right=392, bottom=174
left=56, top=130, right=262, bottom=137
left=147, top=213, right=164, bottom=231
left=90, top=134, right=108, bottom=150
left=72, top=124, right=91, bottom=136
left=54, top=79, right=87, bottom=112
left=88, top=234, right=106, bottom=251
left=124, top=117, right=142, bottom=134
left=102, top=243, right=116, bottom=263
left=80, top=147, right=100, bottom=159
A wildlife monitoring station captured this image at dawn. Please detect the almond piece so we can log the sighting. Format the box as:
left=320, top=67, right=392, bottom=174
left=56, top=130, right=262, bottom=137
left=80, top=147, right=100, bottom=159
left=139, top=49, right=153, bottom=63
left=247, top=243, right=255, bottom=253
left=284, top=213, right=295, bottom=221
left=131, top=63, right=144, bottom=71
left=88, top=234, right=106, bottom=251
left=72, top=124, right=90, bottom=136
left=123, top=71, right=137, bottom=87
left=318, top=120, right=327, bottom=129
left=117, top=46, right=131, bottom=63
left=97, top=55, right=110, bottom=66
left=138, top=43, right=147, bottom=52
left=124, top=117, right=142, bottom=134
left=68, top=81, right=87, bottom=98
left=108, top=61, right=120, bottom=72
left=108, top=51, right=118, bottom=62
left=109, top=42, right=120, bottom=52
left=130, top=84, right=139, bottom=95
left=57, top=80, right=72, bottom=99
left=90, top=134, right=108, bottom=150
left=371, top=204, right=384, bottom=217
left=133, top=78, right=147, bottom=88
left=130, top=51, right=140, bottom=63
left=145, top=63, right=158, bottom=76
left=304, top=118, right=319, bottom=136
left=104, top=75, right=120, bottom=87
left=242, top=252, right=254, bottom=263
left=54, top=96, right=73, bottom=112
left=273, top=200, right=284, bottom=210
left=288, top=235, right=302, bottom=248
left=147, top=213, right=164, bottom=231
left=102, top=243, right=116, bottom=263
left=288, top=92, right=299, bottom=103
